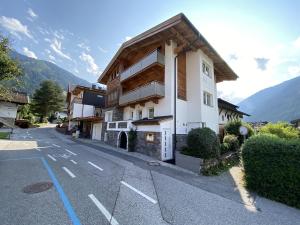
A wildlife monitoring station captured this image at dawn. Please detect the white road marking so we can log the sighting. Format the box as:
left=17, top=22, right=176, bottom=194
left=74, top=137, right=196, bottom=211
left=47, top=154, right=57, bottom=162
left=88, top=161, right=103, bottom=171
left=52, top=144, right=61, bottom=148
left=88, top=194, right=119, bottom=225
left=121, top=181, right=157, bottom=204
left=70, top=159, right=77, bottom=165
left=34, top=147, right=41, bottom=151
left=36, top=146, right=52, bottom=149
left=62, top=167, right=76, bottom=178
left=65, top=149, right=77, bottom=156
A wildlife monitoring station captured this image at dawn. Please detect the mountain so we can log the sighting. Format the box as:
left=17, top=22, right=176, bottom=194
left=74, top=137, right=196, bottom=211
left=6, top=51, right=91, bottom=95
left=238, top=75, right=300, bottom=122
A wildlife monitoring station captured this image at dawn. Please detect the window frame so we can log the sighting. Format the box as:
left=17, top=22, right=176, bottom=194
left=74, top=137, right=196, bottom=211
left=203, top=91, right=213, bottom=107
left=202, top=61, right=211, bottom=78
left=148, top=107, right=154, bottom=119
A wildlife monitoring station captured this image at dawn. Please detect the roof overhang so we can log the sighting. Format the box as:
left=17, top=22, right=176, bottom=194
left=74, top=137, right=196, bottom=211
left=98, top=13, right=238, bottom=84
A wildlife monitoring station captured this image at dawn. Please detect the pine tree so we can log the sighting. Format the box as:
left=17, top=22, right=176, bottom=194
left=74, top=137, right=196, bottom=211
left=31, top=80, right=64, bottom=122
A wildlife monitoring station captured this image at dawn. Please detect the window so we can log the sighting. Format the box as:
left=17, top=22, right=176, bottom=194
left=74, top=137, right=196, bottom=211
left=105, top=111, right=113, bottom=122
left=129, top=111, right=134, bottom=120
left=222, top=115, right=225, bottom=121
left=148, top=107, right=154, bottom=119
left=203, top=91, right=213, bottom=107
left=202, top=61, right=211, bottom=78
left=137, top=110, right=143, bottom=120
left=146, top=133, right=155, bottom=142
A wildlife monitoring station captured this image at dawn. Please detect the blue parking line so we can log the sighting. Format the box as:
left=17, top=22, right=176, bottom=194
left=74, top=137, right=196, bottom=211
left=41, top=157, right=82, bottom=225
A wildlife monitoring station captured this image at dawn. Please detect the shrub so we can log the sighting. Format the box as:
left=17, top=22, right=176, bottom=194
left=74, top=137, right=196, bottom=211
left=128, top=128, right=137, bottom=152
left=242, top=134, right=300, bottom=208
left=259, top=122, right=300, bottom=139
left=187, top=127, right=220, bottom=159
left=220, top=143, right=230, bottom=154
left=224, top=120, right=254, bottom=143
left=223, top=134, right=239, bottom=152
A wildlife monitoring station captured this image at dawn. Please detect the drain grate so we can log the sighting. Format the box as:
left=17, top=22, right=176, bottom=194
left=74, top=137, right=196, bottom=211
left=147, top=161, right=160, bottom=166
left=23, top=181, right=53, bottom=194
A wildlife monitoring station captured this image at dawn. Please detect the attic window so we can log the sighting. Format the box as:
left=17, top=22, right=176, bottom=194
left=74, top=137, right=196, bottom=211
left=202, top=61, right=211, bottom=78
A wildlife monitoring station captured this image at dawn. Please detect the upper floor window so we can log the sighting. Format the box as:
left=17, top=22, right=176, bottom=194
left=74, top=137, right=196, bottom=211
left=105, top=111, right=113, bottom=122
left=148, top=107, right=154, bottom=119
left=202, top=61, right=211, bottom=78
left=137, top=110, right=143, bottom=120
left=203, top=91, right=213, bottom=107
left=129, top=110, right=134, bottom=120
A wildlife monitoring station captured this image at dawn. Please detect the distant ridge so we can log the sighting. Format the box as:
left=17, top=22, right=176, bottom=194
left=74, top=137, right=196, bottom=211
left=6, top=50, right=91, bottom=95
left=238, top=75, right=300, bottom=122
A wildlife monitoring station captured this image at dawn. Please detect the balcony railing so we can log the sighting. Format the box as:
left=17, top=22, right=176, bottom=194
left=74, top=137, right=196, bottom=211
left=120, top=49, right=164, bottom=82
left=119, top=81, right=165, bottom=106
left=107, top=120, right=133, bottom=131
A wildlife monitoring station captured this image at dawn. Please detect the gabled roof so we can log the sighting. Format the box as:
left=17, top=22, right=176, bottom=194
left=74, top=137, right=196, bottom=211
left=218, top=98, right=250, bottom=116
left=0, top=91, right=29, bottom=104
left=98, top=13, right=238, bottom=84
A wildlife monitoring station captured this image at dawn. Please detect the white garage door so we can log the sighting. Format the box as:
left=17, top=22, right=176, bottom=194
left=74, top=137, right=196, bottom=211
left=92, top=123, right=102, bottom=141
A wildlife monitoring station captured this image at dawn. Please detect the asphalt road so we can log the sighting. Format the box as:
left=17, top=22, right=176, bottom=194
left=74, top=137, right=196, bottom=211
left=0, top=126, right=299, bottom=225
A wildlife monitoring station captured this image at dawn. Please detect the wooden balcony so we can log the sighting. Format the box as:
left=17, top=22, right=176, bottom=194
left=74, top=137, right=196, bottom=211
left=120, top=49, right=164, bottom=82
left=119, top=81, right=165, bottom=106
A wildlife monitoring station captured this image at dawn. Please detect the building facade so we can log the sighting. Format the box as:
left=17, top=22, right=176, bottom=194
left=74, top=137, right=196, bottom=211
left=98, top=13, right=238, bottom=161
left=67, top=85, right=105, bottom=140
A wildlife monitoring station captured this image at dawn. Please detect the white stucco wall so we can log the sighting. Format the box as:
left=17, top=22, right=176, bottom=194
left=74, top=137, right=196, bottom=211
left=0, top=102, right=18, bottom=118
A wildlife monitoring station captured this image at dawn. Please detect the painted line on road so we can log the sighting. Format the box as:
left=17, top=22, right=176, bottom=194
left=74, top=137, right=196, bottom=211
left=41, top=158, right=82, bottom=225
left=65, top=149, right=77, bottom=156
left=88, top=194, right=119, bottom=225
left=88, top=161, right=103, bottom=171
left=121, top=181, right=157, bottom=204
left=62, top=167, right=76, bottom=178
left=47, top=154, right=57, bottom=162
left=70, top=159, right=77, bottom=165
left=34, top=147, right=41, bottom=151
left=53, top=144, right=61, bottom=148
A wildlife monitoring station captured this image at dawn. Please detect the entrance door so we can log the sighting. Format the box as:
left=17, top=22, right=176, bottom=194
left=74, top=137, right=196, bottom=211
left=119, top=132, right=127, bottom=150
left=161, top=128, right=173, bottom=161
left=92, top=123, right=102, bottom=140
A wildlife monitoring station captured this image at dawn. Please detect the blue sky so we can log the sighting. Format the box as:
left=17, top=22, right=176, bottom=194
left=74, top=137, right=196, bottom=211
left=1, top=0, right=300, bottom=103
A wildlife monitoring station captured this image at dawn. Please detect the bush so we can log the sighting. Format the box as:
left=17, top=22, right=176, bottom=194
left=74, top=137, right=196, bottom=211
left=242, top=134, right=300, bottom=208
left=259, top=122, right=300, bottom=139
left=223, top=134, right=239, bottom=152
left=224, top=120, right=254, bottom=143
left=187, top=127, right=220, bottom=159
left=128, top=128, right=137, bottom=152
left=220, top=143, right=230, bottom=154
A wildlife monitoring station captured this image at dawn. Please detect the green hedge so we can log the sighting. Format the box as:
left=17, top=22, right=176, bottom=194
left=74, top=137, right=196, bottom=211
left=224, top=120, right=254, bottom=144
left=186, top=127, right=220, bottom=159
left=242, top=134, right=300, bottom=208
left=223, top=134, right=239, bottom=152
left=259, top=122, right=300, bottom=139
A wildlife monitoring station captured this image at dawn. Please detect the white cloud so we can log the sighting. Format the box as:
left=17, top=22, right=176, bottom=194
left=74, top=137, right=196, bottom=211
left=27, top=8, right=38, bottom=19
left=54, top=31, right=64, bottom=40
left=77, top=42, right=90, bottom=52
left=287, top=65, right=300, bottom=77
left=50, top=38, right=71, bottom=60
left=98, top=46, right=108, bottom=53
left=0, top=16, right=33, bottom=39
left=79, top=52, right=101, bottom=75
left=23, top=47, right=37, bottom=59
left=293, top=36, right=300, bottom=48
left=48, top=54, right=56, bottom=61
left=74, top=68, right=79, bottom=74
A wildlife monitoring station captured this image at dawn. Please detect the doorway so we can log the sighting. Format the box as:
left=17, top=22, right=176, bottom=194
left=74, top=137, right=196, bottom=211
left=119, top=131, right=127, bottom=150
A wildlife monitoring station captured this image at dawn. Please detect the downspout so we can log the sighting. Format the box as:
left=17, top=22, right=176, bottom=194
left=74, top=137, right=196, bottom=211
left=172, top=55, right=178, bottom=165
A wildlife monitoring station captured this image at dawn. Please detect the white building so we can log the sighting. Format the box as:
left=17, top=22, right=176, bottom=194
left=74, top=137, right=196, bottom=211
left=0, top=92, right=29, bottom=128
left=98, top=13, right=238, bottom=161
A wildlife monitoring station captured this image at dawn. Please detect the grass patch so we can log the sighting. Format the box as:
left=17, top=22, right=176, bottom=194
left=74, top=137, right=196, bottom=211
left=0, top=132, right=10, bottom=139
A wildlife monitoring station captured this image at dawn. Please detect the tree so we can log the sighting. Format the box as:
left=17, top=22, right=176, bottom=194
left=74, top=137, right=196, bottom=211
left=31, top=80, right=65, bottom=122
left=0, top=35, right=22, bottom=98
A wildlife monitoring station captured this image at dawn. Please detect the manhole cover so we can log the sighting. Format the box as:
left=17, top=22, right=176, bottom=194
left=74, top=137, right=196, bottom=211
left=148, top=161, right=160, bottom=166
left=23, top=182, right=53, bottom=194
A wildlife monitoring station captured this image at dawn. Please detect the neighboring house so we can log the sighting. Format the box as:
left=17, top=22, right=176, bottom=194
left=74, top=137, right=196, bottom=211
left=291, top=118, right=300, bottom=129
left=218, top=98, right=250, bottom=137
left=0, top=91, right=29, bottom=128
left=67, top=85, right=105, bottom=139
left=218, top=98, right=250, bottom=125
left=97, top=13, right=238, bottom=161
